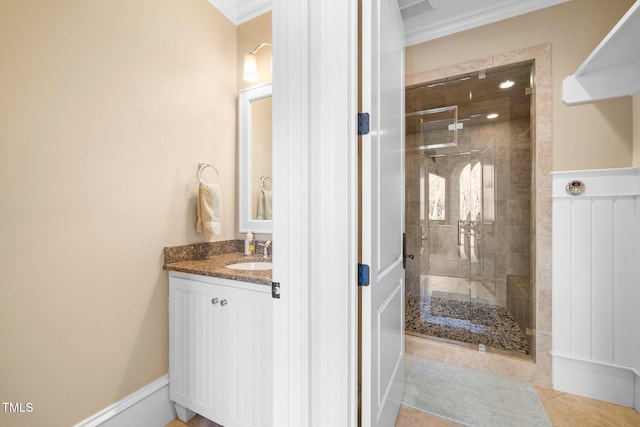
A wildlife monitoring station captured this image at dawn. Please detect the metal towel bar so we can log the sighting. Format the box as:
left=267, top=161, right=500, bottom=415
left=198, top=162, right=220, bottom=184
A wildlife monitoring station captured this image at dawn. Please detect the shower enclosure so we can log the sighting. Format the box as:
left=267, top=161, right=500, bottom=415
left=404, top=62, right=535, bottom=358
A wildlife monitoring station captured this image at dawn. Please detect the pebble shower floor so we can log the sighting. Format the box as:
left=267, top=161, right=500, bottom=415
left=405, top=292, right=530, bottom=355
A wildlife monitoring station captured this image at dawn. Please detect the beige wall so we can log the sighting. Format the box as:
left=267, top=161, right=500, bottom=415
left=0, top=1, right=237, bottom=425
left=406, top=0, right=635, bottom=171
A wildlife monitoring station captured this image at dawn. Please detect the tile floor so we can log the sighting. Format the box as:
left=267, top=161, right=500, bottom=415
left=166, top=387, right=640, bottom=427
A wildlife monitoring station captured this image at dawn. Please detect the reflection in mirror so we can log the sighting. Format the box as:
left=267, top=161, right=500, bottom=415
left=239, top=83, right=272, bottom=234
left=251, top=96, right=272, bottom=220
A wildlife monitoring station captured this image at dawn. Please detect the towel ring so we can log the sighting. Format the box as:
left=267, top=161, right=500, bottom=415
left=198, top=163, right=220, bottom=184
left=260, top=175, right=272, bottom=191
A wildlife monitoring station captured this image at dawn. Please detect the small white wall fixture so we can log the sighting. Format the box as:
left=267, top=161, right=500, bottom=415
left=552, top=167, right=640, bottom=412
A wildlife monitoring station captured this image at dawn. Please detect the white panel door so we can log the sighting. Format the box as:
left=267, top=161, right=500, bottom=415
left=360, top=0, right=405, bottom=426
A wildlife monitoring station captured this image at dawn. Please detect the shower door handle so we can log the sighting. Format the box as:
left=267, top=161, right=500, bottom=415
left=402, top=233, right=414, bottom=269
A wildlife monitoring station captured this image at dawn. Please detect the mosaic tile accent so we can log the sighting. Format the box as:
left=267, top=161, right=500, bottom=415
left=405, top=292, right=530, bottom=355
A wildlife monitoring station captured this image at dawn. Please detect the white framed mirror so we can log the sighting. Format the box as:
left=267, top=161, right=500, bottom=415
left=239, top=83, right=272, bottom=234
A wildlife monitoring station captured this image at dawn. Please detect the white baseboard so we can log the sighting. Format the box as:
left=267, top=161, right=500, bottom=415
left=73, top=374, right=176, bottom=427
left=552, top=354, right=635, bottom=408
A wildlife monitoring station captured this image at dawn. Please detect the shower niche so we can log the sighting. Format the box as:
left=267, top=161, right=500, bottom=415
left=404, top=62, right=535, bottom=359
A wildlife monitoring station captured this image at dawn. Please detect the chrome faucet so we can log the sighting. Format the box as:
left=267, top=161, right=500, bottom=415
left=259, top=240, right=271, bottom=258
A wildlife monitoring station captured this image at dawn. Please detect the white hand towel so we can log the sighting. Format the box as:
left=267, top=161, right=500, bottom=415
left=257, top=189, right=272, bottom=220
left=197, top=182, right=222, bottom=236
left=263, top=189, right=272, bottom=220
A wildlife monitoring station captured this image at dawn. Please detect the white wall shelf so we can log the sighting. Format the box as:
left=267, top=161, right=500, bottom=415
left=563, top=1, right=640, bottom=105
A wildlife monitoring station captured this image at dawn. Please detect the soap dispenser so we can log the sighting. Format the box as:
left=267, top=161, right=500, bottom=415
left=245, top=231, right=254, bottom=255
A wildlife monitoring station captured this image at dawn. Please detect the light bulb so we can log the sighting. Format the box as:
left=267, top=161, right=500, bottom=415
left=499, top=80, right=514, bottom=89
left=243, top=53, right=258, bottom=82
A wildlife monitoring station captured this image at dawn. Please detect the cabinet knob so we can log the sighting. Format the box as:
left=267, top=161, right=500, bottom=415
left=220, top=299, right=228, bottom=307
left=211, top=298, right=219, bottom=305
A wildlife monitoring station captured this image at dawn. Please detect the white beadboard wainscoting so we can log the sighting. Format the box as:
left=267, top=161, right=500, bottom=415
left=552, top=167, right=640, bottom=411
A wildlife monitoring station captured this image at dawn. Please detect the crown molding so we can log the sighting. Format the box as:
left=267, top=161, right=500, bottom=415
left=404, top=0, right=568, bottom=46
left=208, top=0, right=271, bottom=25
left=208, top=0, right=567, bottom=40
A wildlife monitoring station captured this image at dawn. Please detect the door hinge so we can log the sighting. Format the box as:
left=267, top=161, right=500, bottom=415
left=358, top=263, right=370, bottom=286
left=358, top=112, right=370, bottom=136
left=272, top=282, right=280, bottom=299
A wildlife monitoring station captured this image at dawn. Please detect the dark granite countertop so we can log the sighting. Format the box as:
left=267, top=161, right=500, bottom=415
left=163, top=241, right=272, bottom=286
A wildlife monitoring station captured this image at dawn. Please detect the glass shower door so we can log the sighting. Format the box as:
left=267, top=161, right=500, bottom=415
left=467, top=143, right=497, bottom=306
left=422, top=128, right=498, bottom=348
left=419, top=99, right=476, bottom=344
left=409, top=83, right=502, bottom=349
left=425, top=150, right=473, bottom=282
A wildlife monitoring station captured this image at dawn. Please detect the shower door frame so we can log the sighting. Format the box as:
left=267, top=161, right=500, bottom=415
left=405, top=44, right=553, bottom=384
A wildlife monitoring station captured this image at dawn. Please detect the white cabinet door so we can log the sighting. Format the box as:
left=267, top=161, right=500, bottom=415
left=169, top=273, right=273, bottom=427
left=169, top=276, right=223, bottom=422
left=222, top=285, right=273, bottom=427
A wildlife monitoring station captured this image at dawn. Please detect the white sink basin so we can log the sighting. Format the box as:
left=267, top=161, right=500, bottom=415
left=225, top=261, right=273, bottom=271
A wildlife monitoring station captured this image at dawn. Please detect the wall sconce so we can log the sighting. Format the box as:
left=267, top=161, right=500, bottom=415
left=243, top=42, right=272, bottom=82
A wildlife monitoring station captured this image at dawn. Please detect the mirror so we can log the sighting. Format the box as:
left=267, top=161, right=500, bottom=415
left=239, top=83, right=272, bottom=234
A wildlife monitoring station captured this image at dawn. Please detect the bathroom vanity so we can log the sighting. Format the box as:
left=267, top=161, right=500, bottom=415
left=164, top=241, right=273, bottom=427
left=164, top=79, right=275, bottom=425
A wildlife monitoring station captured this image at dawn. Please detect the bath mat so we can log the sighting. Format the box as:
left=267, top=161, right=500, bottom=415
left=403, top=355, right=552, bottom=427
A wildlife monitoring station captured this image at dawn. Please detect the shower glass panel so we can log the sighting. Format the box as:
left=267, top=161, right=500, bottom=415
left=405, top=62, right=533, bottom=358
